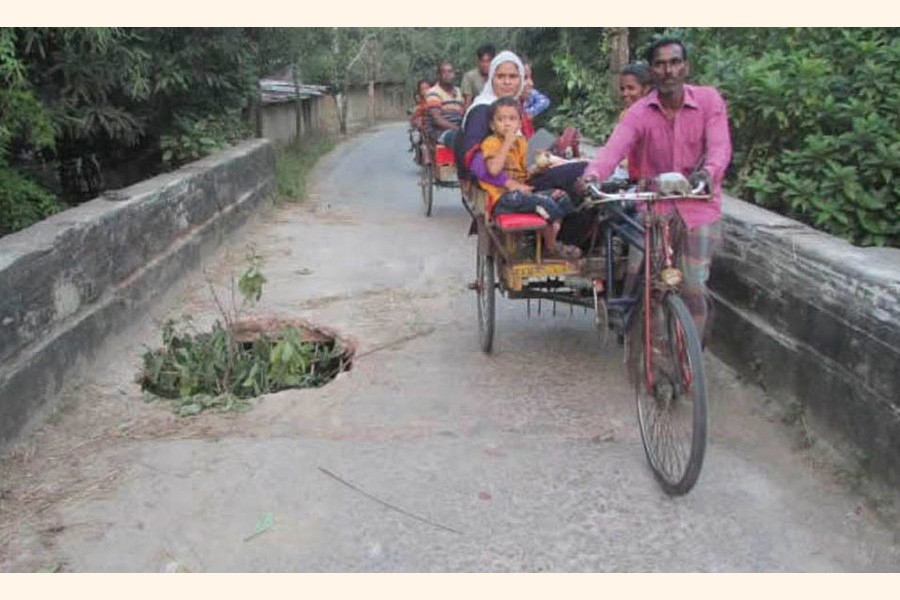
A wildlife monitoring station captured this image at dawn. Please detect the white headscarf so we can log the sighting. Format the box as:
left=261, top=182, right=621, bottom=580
left=462, top=50, right=526, bottom=128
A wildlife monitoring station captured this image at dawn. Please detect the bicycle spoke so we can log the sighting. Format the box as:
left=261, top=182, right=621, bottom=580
left=653, top=403, right=685, bottom=480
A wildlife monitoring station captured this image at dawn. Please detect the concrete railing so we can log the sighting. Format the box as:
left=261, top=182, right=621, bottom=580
left=0, top=139, right=276, bottom=446
left=710, top=196, right=900, bottom=486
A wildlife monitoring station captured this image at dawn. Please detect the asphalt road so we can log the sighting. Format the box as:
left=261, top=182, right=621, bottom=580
left=2, top=123, right=899, bottom=572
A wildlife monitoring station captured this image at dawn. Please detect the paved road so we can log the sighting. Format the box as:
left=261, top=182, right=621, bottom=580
left=2, top=124, right=899, bottom=572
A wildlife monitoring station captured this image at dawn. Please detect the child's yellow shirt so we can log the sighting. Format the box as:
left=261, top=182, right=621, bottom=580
left=477, top=133, right=528, bottom=212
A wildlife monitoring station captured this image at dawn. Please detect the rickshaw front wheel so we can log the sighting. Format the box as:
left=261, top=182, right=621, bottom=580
left=630, top=292, right=708, bottom=495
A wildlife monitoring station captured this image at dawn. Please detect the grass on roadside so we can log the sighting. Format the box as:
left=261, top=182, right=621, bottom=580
left=275, top=135, right=336, bottom=202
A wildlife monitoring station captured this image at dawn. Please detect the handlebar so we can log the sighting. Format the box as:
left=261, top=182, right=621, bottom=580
left=583, top=173, right=712, bottom=206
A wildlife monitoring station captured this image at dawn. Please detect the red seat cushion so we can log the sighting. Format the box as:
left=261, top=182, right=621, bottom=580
left=435, top=145, right=455, bottom=165
left=494, top=213, right=548, bottom=231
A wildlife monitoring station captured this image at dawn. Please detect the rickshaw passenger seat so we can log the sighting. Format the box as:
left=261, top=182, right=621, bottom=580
left=494, top=213, right=548, bottom=232
left=434, top=144, right=456, bottom=166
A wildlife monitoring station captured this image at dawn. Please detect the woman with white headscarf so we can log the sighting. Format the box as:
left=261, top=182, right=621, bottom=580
left=456, top=50, right=589, bottom=242
left=462, top=51, right=525, bottom=128
left=456, top=50, right=525, bottom=176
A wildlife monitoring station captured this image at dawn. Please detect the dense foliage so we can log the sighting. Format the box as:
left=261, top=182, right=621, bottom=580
left=1, top=27, right=263, bottom=233
left=0, top=167, right=63, bottom=236
left=687, top=28, right=900, bottom=246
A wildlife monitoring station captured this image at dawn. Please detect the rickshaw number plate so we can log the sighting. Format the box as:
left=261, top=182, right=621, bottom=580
left=512, top=262, right=577, bottom=279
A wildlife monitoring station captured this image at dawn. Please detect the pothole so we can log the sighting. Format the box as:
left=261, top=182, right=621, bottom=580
left=138, top=315, right=354, bottom=416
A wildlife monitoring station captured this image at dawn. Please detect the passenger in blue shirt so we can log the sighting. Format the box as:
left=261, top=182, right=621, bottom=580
left=520, top=58, right=550, bottom=138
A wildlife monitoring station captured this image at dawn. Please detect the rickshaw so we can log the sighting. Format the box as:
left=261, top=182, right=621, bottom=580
left=461, top=172, right=711, bottom=496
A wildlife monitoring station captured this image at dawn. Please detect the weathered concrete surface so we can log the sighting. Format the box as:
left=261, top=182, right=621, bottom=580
left=1, top=124, right=899, bottom=572
left=710, top=199, right=900, bottom=487
left=0, top=140, right=276, bottom=447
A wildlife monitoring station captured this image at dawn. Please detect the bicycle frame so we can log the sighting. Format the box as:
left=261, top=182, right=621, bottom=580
left=588, top=180, right=709, bottom=395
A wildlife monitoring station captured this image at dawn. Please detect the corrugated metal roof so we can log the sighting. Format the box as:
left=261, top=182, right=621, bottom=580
left=259, top=78, right=328, bottom=104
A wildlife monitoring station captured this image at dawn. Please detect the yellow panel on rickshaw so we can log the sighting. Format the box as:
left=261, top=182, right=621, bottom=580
left=511, top=261, right=579, bottom=279
left=504, top=261, right=579, bottom=291
left=435, top=164, right=457, bottom=182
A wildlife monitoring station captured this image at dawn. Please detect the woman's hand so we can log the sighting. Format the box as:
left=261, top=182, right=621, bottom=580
left=573, top=175, right=597, bottom=198
left=505, top=179, right=533, bottom=194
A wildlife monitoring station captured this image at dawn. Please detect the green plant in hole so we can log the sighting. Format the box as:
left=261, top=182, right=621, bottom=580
left=138, top=245, right=349, bottom=416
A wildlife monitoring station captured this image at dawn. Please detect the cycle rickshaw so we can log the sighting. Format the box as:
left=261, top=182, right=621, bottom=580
left=461, top=172, right=711, bottom=496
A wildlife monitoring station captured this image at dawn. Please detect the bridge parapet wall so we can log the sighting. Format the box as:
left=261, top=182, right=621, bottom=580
left=0, top=139, right=276, bottom=446
left=711, top=196, right=900, bottom=485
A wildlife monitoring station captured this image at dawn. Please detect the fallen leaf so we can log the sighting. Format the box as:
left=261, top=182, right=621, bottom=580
left=244, top=511, right=275, bottom=541
left=35, top=562, right=63, bottom=573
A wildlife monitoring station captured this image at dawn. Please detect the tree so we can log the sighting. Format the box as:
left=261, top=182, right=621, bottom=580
left=607, top=28, right=629, bottom=101
left=137, top=28, right=257, bottom=166
left=0, top=28, right=65, bottom=233
left=10, top=28, right=152, bottom=199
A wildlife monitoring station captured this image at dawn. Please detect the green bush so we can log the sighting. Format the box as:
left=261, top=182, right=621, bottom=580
left=160, top=111, right=253, bottom=167
left=688, top=28, right=900, bottom=246
left=0, top=167, right=64, bottom=236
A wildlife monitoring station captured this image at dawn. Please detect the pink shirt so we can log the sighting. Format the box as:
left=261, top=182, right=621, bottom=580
left=584, top=85, right=732, bottom=228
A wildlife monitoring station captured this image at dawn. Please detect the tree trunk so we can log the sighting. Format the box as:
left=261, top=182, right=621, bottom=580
left=292, top=66, right=303, bottom=143
left=335, top=92, right=348, bottom=135
left=367, top=81, right=375, bottom=126
left=608, top=28, right=630, bottom=103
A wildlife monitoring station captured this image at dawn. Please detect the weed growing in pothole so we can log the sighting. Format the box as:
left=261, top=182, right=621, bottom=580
left=138, top=245, right=352, bottom=416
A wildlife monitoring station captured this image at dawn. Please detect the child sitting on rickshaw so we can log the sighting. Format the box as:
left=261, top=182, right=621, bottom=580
left=409, top=79, right=432, bottom=163
left=475, top=97, right=582, bottom=260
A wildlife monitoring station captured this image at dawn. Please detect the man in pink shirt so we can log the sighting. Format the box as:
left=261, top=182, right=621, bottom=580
left=581, top=37, right=732, bottom=341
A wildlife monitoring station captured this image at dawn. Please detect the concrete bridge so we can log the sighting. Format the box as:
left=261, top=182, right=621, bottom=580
left=0, top=124, right=898, bottom=571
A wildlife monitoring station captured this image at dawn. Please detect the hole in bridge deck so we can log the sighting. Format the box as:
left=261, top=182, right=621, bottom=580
left=138, top=316, right=354, bottom=416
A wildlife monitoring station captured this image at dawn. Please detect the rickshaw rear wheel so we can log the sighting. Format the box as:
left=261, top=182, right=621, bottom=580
left=476, top=249, right=495, bottom=353
left=630, top=292, right=708, bottom=496
left=420, top=164, right=434, bottom=217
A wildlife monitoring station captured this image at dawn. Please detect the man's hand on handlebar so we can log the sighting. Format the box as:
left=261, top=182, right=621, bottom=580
left=689, top=169, right=711, bottom=194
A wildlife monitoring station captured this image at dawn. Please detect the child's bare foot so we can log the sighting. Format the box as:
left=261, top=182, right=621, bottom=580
left=543, top=244, right=582, bottom=260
